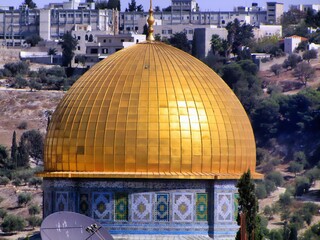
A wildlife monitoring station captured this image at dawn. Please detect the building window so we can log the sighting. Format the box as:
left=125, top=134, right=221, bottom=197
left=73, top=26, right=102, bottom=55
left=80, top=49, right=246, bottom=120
left=78, top=36, right=81, bottom=40
left=90, top=48, right=98, bottom=54
left=78, top=46, right=81, bottom=51
left=102, top=48, right=108, bottom=54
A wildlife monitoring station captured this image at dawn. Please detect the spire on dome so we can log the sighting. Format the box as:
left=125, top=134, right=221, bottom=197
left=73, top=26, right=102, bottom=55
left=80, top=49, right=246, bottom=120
left=147, top=0, right=155, bottom=41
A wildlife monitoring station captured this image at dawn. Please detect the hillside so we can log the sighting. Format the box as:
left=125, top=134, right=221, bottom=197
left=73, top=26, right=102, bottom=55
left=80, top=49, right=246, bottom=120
left=0, top=89, right=64, bottom=148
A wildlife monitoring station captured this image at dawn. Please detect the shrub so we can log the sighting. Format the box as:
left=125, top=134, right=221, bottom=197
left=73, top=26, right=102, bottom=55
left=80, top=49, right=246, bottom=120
left=288, top=161, right=304, bottom=175
left=28, top=177, right=42, bottom=188
left=270, top=64, right=282, bottom=76
left=17, top=192, right=32, bottom=207
left=1, top=214, right=25, bottom=232
left=256, top=183, right=267, bottom=199
left=27, top=216, right=42, bottom=229
left=265, top=179, right=276, bottom=194
left=266, top=171, right=284, bottom=187
left=0, top=208, right=7, bottom=219
left=14, top=77, right=28, bottom=88
left=0, top=176, right=10, bottom=185
left=279, top=192, right=292, bottom=207
left=12, top=178, right=22, bottom=187
left=295, top=176, right=311, bottom=196
left=263, top=205, right=273, bottom=219
left=17, top=121, right=28, bottom=130
left=3, top=61, right=29, bottom=77
left=28, top=204, right=41, bottom=215
left=303, top=49, right=318, bottom=62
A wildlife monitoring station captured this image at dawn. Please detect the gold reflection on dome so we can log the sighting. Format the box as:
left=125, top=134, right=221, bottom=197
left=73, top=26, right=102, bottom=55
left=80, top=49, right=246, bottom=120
left=40, top=42, right=262, bottom=180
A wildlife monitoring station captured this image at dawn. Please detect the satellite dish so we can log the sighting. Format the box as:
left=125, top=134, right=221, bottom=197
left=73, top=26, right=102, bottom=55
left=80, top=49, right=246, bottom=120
left=40, top=211, right=113, bottom=240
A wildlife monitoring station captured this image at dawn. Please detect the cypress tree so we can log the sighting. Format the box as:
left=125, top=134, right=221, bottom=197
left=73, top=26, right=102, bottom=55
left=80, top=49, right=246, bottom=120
left=11, top=131, right=18, bottom=168
left=236, top=170, right=259, bottom=240
left=18, top=137, right=29, bottom=167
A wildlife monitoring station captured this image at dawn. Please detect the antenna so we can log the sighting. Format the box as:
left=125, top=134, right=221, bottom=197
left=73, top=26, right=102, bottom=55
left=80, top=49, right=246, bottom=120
left=41, top=211, right=113, bottom=240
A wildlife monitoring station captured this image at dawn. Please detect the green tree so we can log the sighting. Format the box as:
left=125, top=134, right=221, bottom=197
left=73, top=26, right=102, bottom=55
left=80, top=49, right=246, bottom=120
left=0, top=177, right=10, bottom=185
left=282, top=54, right=302, bottom=70
left=17, top=136, right=29, bottom=168
left=279, top=192, right=292, bottom=207
left=17, top=192, right=32, bottom=207
left=293, top=62, right=316, bottom=86
left=236, top=170, right=258, bottom=240
left=263, top=205, right=274, bottom=220
left=305, top=8, right=320, bottom=28
left=107, top=0, right=120, bottom=10
left=255, top=183, right=267, bottom=199
left=270, top=64, right=282, bottom=77
left=266, top=171, right=283, bottom=187
left=27, top=216, right=42, bottom=229
left=24, top=34, right=42, bottom=47
left=48, top=48, right=57, bottom=56
left=127, top=0, right=143, bottom=12
left=210, top=34, right=224, bottom=56
left=0, top=209, right=7, bottom=219
left=11, top=131, right=18, bottom=168
left=1, top=215, right=25, bottom=232
left=168, top=32, right=191, bottom=53
left=303, top=49, right=318, bottom=63
left=0, top=145, right=8, bottom=167
left=226, top=19, right=254, bottom=57
left=61, top=31, right=78, bottom=67
left=4, top=61, right=29, bottom=77
left=29, top=79, right=42, bottom=91
left=288, top=161, right=304, bottom=176
left=95, top=0, right=108, bottom=9
left=294, top=176, right=310, bottom=196
left=24, top=0, right=37, bottom=9
left=20, top=130, right=44, bottom=164
left=28, top=204, right=41, bottom=215
left=28, top=177, right=42, bottom=188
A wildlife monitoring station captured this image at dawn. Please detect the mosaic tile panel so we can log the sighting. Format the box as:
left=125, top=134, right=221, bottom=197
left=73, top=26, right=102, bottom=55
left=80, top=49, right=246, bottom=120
left=173, top=193, right=193, bottom=222
left=115, top=193, right=128, bottom=221
left=234, top=193, right=239, bottom=221
left=55, top=192, right=68, bottom=212
left=217, top=193, right=232, bottom=222
left=43, top=191, right=52, bottom=217
left=92, top=192, right=113, bottom=221
left=196, top=193, right=208, bottom=221
left=155, top=193, right=169, bottom=221
left=79, top=193, right=89, bottom=216
left=131, top=193, right=152, bottom=222
left=69, top=192, right=75, bottom=212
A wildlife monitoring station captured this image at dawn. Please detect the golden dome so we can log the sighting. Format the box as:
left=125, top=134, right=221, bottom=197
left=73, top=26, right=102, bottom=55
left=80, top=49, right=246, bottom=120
left=40, top=42, right=261, bottom=179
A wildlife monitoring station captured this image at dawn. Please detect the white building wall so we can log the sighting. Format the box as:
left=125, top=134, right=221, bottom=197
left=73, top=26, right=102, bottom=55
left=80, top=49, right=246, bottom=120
left=40, top=9, right=51, bottom=41
left=284, top=37, right=302, bottom=54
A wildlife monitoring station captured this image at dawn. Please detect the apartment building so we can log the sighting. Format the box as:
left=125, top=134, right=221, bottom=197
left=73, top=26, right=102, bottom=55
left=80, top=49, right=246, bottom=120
left=266, top=2, right=284, bottom=24
left=0, top=7, right=39, bottom=47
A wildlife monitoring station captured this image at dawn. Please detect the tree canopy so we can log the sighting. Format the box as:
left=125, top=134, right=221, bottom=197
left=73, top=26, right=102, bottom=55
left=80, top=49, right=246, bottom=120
left=61, top=31, right=78, bottom=67
left=168, top=32, right=191, bottom=53
left=236, top=170, right=259, bottom=240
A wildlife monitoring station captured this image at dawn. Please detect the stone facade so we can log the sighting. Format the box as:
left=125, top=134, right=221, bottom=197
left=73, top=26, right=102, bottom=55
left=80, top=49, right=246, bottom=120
left=43, top=179, right=239, bottom=239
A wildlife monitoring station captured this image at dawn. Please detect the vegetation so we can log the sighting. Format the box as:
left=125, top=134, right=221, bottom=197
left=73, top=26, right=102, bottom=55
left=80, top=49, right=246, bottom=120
left=17, top=193, right=32, bottom=207
left=126, top=0, right=143, bottom=12
left=61, top=31, right=78, bottom=67
left=236, top=170, right=259, bottom=240
left=23, top=0, right=37, bottom=9
left=1, top=215, right=25, bottom=232
left=168, top=32, right=191, bottom=53
left=24, top=34, right=42, bottom=47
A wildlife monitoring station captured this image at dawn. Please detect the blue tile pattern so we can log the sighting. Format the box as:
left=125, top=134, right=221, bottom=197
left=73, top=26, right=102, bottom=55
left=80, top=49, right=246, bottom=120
left=155, top=193, right=169, bottom=221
